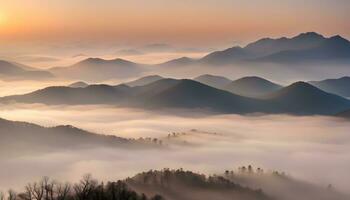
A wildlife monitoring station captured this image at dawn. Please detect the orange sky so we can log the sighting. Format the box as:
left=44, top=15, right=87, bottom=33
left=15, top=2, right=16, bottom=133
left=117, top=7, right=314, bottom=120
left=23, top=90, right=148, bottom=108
left=0, top=0, right=349, bottom=47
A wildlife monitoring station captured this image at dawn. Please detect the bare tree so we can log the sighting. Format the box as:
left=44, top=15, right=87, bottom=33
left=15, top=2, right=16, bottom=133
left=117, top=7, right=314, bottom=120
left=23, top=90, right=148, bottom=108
left=73, top=174, right=97, bottom=200
left=56, top=183, right=71, bottom=200
left=42, top=177, right=55, bottom=200
left=26, top=181, right=44, bottom=200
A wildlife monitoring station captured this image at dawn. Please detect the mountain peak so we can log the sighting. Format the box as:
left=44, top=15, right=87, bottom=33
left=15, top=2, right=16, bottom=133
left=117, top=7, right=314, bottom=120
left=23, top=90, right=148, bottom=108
left=293, top=32, right=325, bottom=40
left=287, top=81, right=316, bottom=90
left=68, top=81, right=89, bottom=88
left=224, top=76, right=282, bottom=98
left=328, top=35, right=350, bottom=44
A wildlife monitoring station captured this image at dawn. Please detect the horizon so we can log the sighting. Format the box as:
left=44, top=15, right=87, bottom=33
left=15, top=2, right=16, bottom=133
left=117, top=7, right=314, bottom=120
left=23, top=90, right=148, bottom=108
left=1, top=2, right=350, bottom=199
left=1, top=31, right=349, bottom=68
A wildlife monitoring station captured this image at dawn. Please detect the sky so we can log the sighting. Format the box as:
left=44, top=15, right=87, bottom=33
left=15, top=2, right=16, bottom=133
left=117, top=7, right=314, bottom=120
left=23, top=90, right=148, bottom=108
left=0, top=0, right=349, bottom=48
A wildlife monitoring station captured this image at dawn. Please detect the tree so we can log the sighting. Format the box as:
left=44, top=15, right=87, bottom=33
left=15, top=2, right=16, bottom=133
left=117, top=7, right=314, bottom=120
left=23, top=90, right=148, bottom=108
left=73, top=174, right=97, bottom=200
left=56, top=183, right=71, bottom=200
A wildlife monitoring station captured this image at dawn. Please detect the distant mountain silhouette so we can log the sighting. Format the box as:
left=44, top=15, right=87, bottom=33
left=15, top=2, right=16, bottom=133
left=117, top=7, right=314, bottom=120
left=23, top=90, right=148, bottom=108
left=126, top=75, right=164, bottom=87
left=50, top=58, right=145, bottom=81
left=68, top=81, right=89, bottom=88
left=309, top=77, right=350, bottom=97
left=200, top=47, right=250, bottom=65
left=264, top=82, right=350, bottom=115
left=0, top=117, right=148, bottom=156
left=257, top=35, right=350, bottom=63
left=0, top=60, right=54, bottom=80
left=198, top=32, right=350, bottom=64
left=1, top=84, right=131, bottom=105
left=245, top=32, right=326, bottom=56
left=3, top=77, right=350, bottom=115
left=194, top=74, right=232, bottom=89
left=158, top=57, right=196, bottom=67
left=224, top=76, right=282, bottom=98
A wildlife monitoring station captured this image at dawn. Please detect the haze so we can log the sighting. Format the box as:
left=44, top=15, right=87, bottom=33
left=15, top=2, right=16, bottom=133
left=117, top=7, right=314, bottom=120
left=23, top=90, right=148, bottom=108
left=1, top=0, right=350, bottom=62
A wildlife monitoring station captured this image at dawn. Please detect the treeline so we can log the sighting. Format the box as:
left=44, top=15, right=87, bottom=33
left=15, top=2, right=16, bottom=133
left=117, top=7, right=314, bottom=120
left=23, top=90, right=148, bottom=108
left=0, top=175, right=163, bottom=200
left=224, top=165, right=288, bottom=178
left=127, top=168, right=270, bottom=199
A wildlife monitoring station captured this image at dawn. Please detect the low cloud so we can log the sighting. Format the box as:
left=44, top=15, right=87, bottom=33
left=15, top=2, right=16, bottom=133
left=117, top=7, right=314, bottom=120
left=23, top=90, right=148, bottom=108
left=0, top=104, right=349, bottom=195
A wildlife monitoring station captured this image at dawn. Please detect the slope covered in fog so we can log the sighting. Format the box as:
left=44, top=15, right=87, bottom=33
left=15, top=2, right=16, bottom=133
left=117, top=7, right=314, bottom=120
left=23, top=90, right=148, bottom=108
left=0, top=117, right=160, bottom=157
left=0, top=60, right=54, bottom=80
left=126, top=75, right=164, bottom=87
left=194, top=74, right=232, bottom=89
left=222, top=166, right=348, bottom=200
left=127, top=169, right=271, bottom=200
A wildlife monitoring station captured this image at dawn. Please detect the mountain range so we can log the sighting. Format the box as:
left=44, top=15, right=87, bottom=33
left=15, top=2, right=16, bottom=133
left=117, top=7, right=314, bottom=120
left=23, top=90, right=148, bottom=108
left=2, top=75, right=350, bottom=115
left=49, top=58, right=146, bottom=81
left=1, top=32, right=349, bottom=81
left=196, top=32, right=350, bottom=65
left=0, top=60, right=54, bottom=80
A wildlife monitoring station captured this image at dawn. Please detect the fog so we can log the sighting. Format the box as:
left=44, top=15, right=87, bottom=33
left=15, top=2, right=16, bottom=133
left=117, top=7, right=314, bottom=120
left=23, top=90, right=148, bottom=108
left=0, top=104, right=349, bottom=195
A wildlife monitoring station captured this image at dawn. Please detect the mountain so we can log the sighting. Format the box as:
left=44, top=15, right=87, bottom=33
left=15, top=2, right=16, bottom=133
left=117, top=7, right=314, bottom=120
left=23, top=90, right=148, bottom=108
left=224, top=76, right=282, bottom=98
left=68, top=81, right=89, bottom=88
left=245, top=32, right=326, bottom=56
left=50, top=58, right=145, bottom=81
left=0, top=117, right=146, bottom=156
left=194, top=74, right=232, bottom=89
left=157, top=57, right=196, bottom=67
left=126, top=75, right=164, bottom=87
left=200, top=47, right=250, bottom=65
left=1, top=84, right=131, bottom=105
left=199, top=32, right=350, bottom=65
left=127, top=169, right=271, bottom=200
left=309, top=77, right=350, bottom=97
left=258, top=35, right=350, bottom=63
left=3, top=77, right=350, bottom=115
left=0, top=60, right=54, bottom=80
left=264, top=82, right=350, bottom=115
left=0, top=78, right=270, bottom=114
left=140, top=79, right=270, bottom=113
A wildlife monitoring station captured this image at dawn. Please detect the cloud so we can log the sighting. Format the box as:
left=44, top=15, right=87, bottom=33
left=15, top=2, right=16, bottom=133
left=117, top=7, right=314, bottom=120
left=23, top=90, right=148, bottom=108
left=0, top=104, right=349, bottom=195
